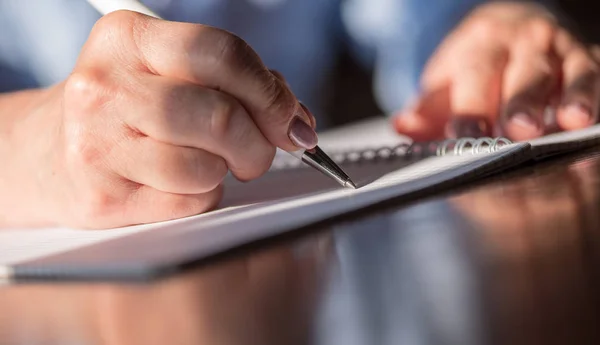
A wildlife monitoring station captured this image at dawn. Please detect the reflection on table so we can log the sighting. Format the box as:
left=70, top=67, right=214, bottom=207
left=0, top=233, right=332, bottom=345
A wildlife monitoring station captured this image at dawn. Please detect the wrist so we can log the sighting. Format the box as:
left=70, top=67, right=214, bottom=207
left=0, top=85, right=63, bottom=227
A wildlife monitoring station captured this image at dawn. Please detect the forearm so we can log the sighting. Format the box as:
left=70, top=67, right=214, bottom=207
left=0, top=87, right=61, bottom=227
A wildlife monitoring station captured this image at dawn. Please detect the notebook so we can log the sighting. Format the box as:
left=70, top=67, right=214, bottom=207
left=2, top=117, right=600, bottom=281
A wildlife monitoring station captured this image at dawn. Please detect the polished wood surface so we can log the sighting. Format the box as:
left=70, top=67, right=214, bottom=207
left=1, top=150, right=600, bottom=345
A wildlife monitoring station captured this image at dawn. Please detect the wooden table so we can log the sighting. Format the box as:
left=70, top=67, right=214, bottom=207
left=1, top=149, right=599, bottom=345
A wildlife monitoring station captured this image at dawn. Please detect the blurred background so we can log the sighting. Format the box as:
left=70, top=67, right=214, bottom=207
left=1, top=0, right=596, bottom=130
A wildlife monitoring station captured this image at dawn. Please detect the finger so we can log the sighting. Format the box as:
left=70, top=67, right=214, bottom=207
left=111, top=136, right=228, bottom=194
left=590, top=45, right=600, bottom=63
left=553, top=28, right=582, bottom=59
left=500, top=21, right=561, bottom=140
left=419, top=29, right=459, bottom=91
left=125, top=76, right=275, bottom=181
left=447, top=46, right=507, bottom=137
left=269, top=69, right=317, bottom=128
left=270, top=69, right=288, bottom=86
left=96, top=11, right=315, bottom=151
left=556, top=48, right=600, bottom=130
left=393, top=85, right=451, bottom=141
left=393, top=37, right=457, bottom=141
left=126, top=184, right=223, bottom=226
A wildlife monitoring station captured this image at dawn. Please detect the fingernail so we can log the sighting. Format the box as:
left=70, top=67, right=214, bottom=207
left=289, top=116, right=318, bottom=149
left=509, top=112, right=541, bottom=132
left=299, top=102, right=317, bottom=128
left=447, top=118, right=490, bottom=138
left=561, top=102, right=593, bottom=126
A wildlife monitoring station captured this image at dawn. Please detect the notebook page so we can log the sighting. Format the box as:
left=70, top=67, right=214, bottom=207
left=2, top=143, right=531, bottom=270
left=315, top=116, right=408, bottom=152
left=0, top=215, right=191, bottom=265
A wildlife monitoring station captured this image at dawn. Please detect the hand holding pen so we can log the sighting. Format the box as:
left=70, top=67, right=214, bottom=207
left=1, top=0, right=353, bottom=229
left=87, top=0, right=356, bottom=189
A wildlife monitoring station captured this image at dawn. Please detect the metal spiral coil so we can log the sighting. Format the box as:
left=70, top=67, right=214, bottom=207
left=270, top=137, right=512, bottom=170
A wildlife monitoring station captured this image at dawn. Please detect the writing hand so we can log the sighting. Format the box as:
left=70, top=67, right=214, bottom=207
left=11, top=11, right=316, bottom=228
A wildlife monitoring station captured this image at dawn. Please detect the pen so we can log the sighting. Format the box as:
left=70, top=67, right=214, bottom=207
left=85, top=0, right=357, bottom=189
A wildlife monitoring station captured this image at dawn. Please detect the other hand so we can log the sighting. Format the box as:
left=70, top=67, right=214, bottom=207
left=393, top=2, right=600, bottom=141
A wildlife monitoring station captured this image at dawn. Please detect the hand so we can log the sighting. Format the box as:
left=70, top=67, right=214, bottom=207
left=393, top=2, right=600, bottom=141
left=10, top=10, right=316, bottom=229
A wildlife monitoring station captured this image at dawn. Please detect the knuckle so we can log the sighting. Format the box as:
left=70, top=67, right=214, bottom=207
left=91, top=10, right=140, bottom=38
left=71, top=139, right=103, bottom=168
left=207, top=92, right=275, bottom=181
left=86, top=10, right=149, bottom=65
left=209, top=94, right=238, bottom=140
left=209, top=92, right=255, bottom=142
left=64, top=71, right=112, bottom=114
left=63, top=124, right=104, bottom=169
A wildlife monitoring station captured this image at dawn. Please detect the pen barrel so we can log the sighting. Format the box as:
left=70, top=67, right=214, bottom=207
left=86, top=0, right=161, bottom=18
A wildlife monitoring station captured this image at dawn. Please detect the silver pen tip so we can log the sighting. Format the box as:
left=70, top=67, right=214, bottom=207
left=344, top=179, right=357, bottom=189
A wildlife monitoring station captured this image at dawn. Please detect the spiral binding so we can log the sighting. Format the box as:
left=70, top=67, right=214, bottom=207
left=271, top=137, right=513, bottom=170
